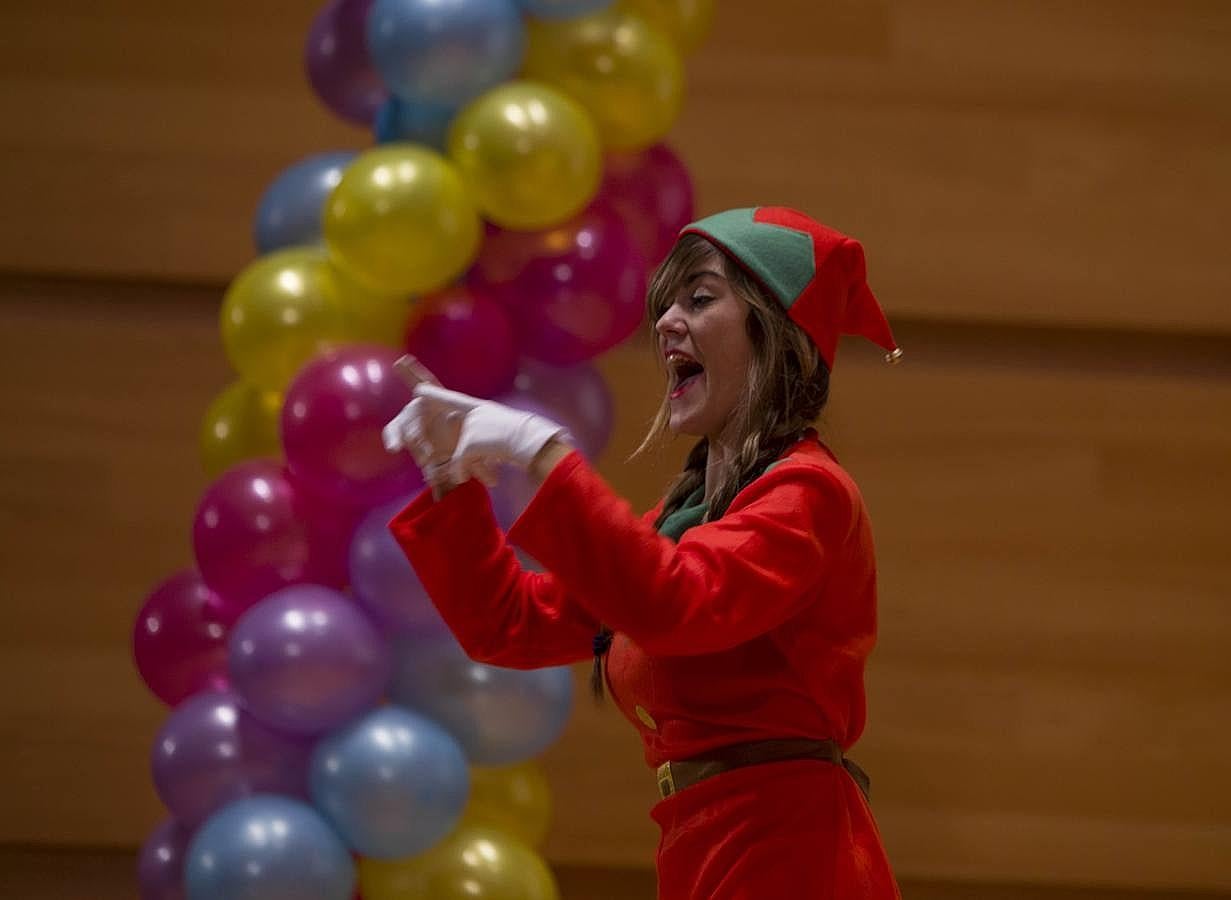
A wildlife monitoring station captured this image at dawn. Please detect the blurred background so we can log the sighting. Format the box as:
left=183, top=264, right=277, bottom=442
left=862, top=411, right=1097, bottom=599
left=1, top=1, right=1228, bottom=898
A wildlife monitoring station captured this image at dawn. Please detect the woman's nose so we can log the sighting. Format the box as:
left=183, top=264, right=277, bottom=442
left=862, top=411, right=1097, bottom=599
left=655, top=307, right=685, bottom=337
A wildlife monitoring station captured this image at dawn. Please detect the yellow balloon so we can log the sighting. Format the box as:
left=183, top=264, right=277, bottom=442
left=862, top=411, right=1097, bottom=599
left=220, top=246, right=353, bottom=392
left=523, top=9, right=684, bottom=152
left=449, top=81, right=601, bottom=231
left=619, top=0, right=714, bottom=54
left=198, top=380, right=283, bottom=478
left=332, top=265, right=418, bottom=349
left=324, top=145, right=482, bottom=295
left=360, top=828, right=559, bottom=900
left=459, top=763, right=553, bottom=848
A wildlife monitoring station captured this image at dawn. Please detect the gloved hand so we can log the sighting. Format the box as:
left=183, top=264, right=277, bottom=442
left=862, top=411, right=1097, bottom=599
left=383, top=384, right=572, bottom=486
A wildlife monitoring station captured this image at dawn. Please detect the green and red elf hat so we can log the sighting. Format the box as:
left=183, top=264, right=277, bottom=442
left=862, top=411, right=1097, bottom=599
left=679, top=207, right=902, bottom=369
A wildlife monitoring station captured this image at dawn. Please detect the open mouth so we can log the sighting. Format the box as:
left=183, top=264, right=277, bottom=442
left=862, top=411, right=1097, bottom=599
left=667, top=352, right=704, bottom=399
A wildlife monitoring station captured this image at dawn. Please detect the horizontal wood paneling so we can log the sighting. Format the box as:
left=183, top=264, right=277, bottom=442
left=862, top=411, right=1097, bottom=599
left=0, top=2, right=1229, bottom=331
left=1, top=277, right=1228, bottom=889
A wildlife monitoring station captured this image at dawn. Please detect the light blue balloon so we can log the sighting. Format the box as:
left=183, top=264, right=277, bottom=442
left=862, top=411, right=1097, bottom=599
left=367, top=0, right=525, bottom=108
left=517, top=0, right=613, bottom=19
left=389, top=634, right=574, bottom=765
left=310, top=706, right=469, bottom=859
left=252, top=152, right=357, bottom=254
left=374, top=96, right=458, bottom=151
left=185, top=795, right=354, bottom=900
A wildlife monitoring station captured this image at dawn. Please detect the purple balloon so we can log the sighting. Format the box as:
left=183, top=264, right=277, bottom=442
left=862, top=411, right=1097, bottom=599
left=470, top=203, right=648, bottom=364
left=228, top=585, right=392, bottom=735
left=599, top=144, right=695, bottom=269
left=404, top=284, right=519, bottom=398
left=151, top=690, right=312, bottom=827
left=508, top=359, right=614, bottom=460
left=133, top=570, right=230, bottom=707
left=138, top=818, right=192, bottom=900
left=305, top=0, right=388, bottom=126
left=349, top=494, right=449, bottom=637
left=193, top=461, right=333, bottom=620
left=282, top=345, right=424, bottom=508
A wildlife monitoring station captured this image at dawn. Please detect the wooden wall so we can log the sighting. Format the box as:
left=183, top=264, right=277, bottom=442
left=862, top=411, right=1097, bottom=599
left=1, top=0, right=1229, bottom=893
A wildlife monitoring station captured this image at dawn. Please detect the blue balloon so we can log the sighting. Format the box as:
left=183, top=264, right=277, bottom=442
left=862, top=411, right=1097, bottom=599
left=349, top=494, right=451, bottom=637
left=389, top=634, right=574, bottom=765
left=310, top=706, right=470, bottom=858
left=517, top=0, right=613, bottom=19
left=185, top=795, right=354, bottom=900
left=253, top=152, right=357, bottom=253
left=374, top=96, right=458, bottom=151
left=367, top=0, right=525, bottom=107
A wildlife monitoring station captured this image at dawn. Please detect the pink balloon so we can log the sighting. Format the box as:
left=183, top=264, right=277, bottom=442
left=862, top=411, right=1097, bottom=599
left=282, top=345, right=424, bottom=508
left=599, top=144, right=695, bottom=269
left=305, top=0, right=388, bottom=127
left=404, top=284, right=519, bottom=398
left=192, top=460, right=329, bottom=618
left=133, top=570, right=230, bottom=706
left=470, top=203, right=648, bottom=365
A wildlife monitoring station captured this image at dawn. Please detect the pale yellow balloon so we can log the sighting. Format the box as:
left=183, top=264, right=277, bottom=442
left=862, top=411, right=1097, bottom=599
left=360, top=827, right=559, bottom=900
left=524, top=8, right=684, bottom=152
left=331, top=264, right=418, bottom=349
left=619, top=0, right=714, bottom=54
left=220, top=246, right=353, bottom=392
left=458, top=763, right=553, bottom=848
left=324, top=145, right=482, bottom=295
left=198, top=380, right=283, bottom=478
left=449, top=81, right=601, bottom=231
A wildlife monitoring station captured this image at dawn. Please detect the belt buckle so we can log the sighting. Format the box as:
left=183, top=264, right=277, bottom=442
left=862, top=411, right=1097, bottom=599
left=656, top=761, right=676, bottom=799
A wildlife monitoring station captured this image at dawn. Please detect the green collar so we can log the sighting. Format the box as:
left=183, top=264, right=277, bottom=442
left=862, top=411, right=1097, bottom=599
left=657, top=484, right=708, bottom=542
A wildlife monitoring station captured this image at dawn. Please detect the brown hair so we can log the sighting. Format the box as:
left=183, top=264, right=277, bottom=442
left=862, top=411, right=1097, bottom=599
left=635, top=233, right=831, bottom=523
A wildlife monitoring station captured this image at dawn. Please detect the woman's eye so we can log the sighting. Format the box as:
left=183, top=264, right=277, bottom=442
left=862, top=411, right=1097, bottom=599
left=690, top=294, right=714, bottom=307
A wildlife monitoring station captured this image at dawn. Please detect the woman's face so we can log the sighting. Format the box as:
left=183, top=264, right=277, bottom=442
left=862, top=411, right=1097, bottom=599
left=655, top=255, right=754, bottom=440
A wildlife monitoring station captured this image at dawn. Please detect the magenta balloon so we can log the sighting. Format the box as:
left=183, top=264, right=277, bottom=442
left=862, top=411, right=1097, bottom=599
left=349, top=494, right=450, bottom=637
left=138, top=818, right=192, bottom=900
left=599, top=144, right=695, bottom=269
left=508, top=359, right=614, bottom=460
left=403, top=285, right=519, bottom=398
left=133, top=570, right=230, bottom=706
left=290, top=471, right=369, bottom=592
left=151, top=690, right=312, bottom=827
left=470, top=203, right=648, bottom=365
left=192, top=460, right=324, bottom=619
left=282, top=345, right=424, bottom=508
left=228, top=585, right=392, bottom=735
left=305, top=0, right=388, bottom=126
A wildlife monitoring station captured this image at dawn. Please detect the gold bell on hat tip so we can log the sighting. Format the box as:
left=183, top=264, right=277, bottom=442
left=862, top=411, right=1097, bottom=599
left=884, top=347, right=904, bottom=365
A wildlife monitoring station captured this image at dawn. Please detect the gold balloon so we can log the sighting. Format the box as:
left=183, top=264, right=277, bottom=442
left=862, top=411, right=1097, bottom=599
left=220, top=246, right=353, bottom=392
left=619, top=0, right=714, bottom=54
left=360, top=828, right=559, bottom=900
left=198, top=380, right=283, bottom=477
left=324, top=145, right=482, bottom=295
left=449, top=81, right=601, bottom=231
left=523, top=8, right=684, bottom=152
left=458, top=763, right=553, bottom=848
left=332, top=264, right=417, bottom=349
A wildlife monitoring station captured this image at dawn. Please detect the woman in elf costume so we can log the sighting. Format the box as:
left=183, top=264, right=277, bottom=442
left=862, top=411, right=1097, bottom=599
left=383, top=206, right=902, bottom=899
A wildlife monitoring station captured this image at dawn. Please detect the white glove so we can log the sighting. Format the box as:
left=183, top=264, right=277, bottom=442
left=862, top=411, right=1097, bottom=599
left=383, top=384, right=571, bottom=485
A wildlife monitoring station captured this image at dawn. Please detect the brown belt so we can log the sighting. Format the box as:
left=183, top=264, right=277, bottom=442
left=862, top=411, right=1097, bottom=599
left=655, top=738, right=870, bottom=801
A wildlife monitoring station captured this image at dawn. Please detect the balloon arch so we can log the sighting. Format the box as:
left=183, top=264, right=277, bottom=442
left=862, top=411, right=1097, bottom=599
left=134, top=1, right=709, bottom=897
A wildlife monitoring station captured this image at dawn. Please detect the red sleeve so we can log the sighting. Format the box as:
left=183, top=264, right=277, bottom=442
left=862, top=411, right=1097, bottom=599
left=388, top=478, right=601, bottom=669
left=507, top=451, right=858, bottom=656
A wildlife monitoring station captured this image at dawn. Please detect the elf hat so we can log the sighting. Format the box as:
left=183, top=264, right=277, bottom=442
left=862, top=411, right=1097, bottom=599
left=679, top=207, right=901, bottom=370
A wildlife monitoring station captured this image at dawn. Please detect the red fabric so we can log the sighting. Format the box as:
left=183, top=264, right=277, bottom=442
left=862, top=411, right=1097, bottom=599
left=388, top=432, right=899, bottom=898
left=753, top=207, right=899, bottom=369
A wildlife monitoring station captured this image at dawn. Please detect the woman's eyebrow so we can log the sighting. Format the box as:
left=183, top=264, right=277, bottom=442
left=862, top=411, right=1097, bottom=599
left=685, top=269, right=727, bottom=284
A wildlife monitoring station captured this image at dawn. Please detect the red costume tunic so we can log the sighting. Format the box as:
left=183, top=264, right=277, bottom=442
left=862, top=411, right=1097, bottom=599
left=389, top=431, right=899, bottom=899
